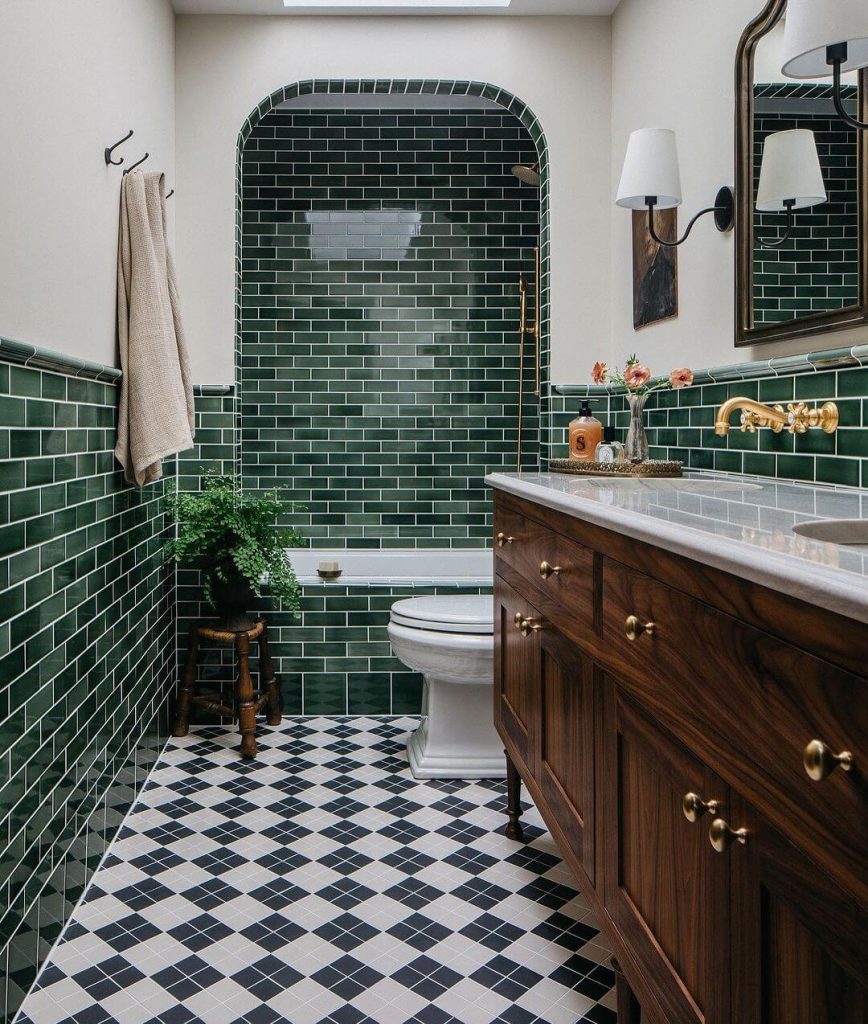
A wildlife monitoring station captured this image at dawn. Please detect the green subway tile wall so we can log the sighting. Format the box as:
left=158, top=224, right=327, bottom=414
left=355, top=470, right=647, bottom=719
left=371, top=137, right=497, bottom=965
left=239, top=106, right=542, bottom=548
left=0, top=348, right=175, bottom=1023
left=550, top=351, right=868, bottom=488
left=177, top=392, right=488, bottom=717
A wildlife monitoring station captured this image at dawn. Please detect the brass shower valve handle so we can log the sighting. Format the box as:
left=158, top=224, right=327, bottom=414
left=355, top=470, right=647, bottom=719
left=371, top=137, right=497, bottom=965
left=716, top=397, right=838, bottom=437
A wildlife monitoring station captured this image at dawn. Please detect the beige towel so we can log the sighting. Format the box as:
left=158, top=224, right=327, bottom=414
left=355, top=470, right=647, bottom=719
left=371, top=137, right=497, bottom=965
left=115, top=170, right=194, bottom=486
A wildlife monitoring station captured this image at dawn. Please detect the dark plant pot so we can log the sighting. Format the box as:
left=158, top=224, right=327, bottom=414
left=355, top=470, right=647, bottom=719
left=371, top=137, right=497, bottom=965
left=210, top=563, right=256, bottom=632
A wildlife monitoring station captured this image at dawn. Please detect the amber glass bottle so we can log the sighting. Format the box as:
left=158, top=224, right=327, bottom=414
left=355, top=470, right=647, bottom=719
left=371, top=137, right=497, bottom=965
left=568, top=402, right=603, bottom=461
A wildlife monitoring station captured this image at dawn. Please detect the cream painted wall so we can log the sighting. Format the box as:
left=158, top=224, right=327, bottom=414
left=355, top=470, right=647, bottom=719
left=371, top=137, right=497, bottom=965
left=173, top=15, right=612, bottom=383
left=0, top=0, right=175, bottom=367
left=609, top=0, right=867, bottom=380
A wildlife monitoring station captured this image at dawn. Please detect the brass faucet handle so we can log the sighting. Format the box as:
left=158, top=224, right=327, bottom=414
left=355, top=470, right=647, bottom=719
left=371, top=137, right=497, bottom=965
left=739, top=410, right=759, bottom=433
left=786, top=401, right=839, bottom=435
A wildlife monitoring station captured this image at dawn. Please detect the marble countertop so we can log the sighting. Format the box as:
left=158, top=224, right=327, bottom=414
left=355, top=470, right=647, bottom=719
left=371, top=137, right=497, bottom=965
left=486, top=470, right=868, bottom=624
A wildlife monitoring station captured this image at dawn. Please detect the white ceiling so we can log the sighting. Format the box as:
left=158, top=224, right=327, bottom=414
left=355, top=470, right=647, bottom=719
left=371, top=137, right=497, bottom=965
left=171, top=0, right=619, bottom=16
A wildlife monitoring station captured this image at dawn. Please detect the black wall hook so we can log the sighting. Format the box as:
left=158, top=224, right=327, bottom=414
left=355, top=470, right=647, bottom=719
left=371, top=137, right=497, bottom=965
left=123, top=153, right=149, bottom=175
left=165, top=189, right=175, bottom=199
left=105, top=129, right=134, bottom=166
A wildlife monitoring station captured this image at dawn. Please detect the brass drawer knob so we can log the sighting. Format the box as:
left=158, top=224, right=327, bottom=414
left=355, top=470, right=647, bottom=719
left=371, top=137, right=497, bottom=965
left=803, top=740, right=853, bottom=781
left=709, top=818, right=748, bottom=853
left=519, top=617, right=541, bottom=637
left=624, top=615, right=656, bottom=641
left=539, top=561, right=562, bottom=579
left=496, top=532, right=515, bottom=547
left=682, top=792, right=721, bottom=823
left=514, top=612, right=524, bottom=629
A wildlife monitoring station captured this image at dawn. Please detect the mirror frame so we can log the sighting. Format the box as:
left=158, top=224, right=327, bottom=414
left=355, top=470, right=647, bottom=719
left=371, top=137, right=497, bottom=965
left=735, top=0, right=868, bottom=347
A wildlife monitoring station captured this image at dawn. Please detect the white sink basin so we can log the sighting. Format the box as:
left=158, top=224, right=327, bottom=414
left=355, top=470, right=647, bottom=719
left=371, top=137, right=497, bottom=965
left=792, top=519, right=868, bottom=546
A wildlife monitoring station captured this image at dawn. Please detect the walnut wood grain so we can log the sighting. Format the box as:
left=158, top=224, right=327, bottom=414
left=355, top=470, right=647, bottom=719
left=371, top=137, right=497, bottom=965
left=494, top=490, right=868, bottom=678
left=603, top=682, right=731, bottom=1024
left=603, top=556, right=867, bottom=904
left=492, top=504, right=596, bottom=638
left=494, top=574, right=539, bottom=770
left=492, top=488, right=868, bottom=1024
left=729, top=790, right=868, bottom=1024
left=538, top=625, right=595, bottom=882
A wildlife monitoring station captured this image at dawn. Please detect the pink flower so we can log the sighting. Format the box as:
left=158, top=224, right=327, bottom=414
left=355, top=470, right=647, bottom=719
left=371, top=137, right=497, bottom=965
left=668, top=367, right=694, bottom=389
left=592, top=361, right=608, bottom=384
left=624, top=362, right=651, bottom=389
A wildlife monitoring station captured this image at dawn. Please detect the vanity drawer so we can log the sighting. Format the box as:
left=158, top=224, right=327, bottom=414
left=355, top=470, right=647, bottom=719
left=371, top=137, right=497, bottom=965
left=602, top=557, right=868, bottom=901
left=494, top=503, right=596, bottom=640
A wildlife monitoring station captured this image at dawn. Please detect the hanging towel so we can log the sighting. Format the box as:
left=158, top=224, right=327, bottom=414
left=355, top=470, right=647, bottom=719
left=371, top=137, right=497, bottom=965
left=115, top=170, right=194, bottom=486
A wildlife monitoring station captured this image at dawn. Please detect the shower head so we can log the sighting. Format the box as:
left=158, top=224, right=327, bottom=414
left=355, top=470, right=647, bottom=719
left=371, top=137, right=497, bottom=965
left=511, top=162, right=540, bottom=187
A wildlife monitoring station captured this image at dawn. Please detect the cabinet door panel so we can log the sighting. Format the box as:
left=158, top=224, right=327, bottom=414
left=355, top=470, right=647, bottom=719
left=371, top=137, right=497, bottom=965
left=538, top=627, right=595, bottom=882
left=603, top=680, right=730, bottom=1024
left=730, top=792, right=868, bottom=1024
left=494, top=573, right=539, bottom=771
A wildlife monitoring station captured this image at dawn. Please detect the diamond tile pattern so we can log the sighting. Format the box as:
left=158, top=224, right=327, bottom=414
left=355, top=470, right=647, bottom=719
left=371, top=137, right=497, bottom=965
left=17, top=718, right=616, bottom=1024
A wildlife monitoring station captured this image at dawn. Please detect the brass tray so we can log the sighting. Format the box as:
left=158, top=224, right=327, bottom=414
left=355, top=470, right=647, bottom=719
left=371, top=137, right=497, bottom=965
left=549, top=459, right=684, bottom=478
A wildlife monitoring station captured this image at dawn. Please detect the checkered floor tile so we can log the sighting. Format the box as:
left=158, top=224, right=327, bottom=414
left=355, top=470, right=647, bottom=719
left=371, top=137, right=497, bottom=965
left=17, top=718, right=616, bottom=1024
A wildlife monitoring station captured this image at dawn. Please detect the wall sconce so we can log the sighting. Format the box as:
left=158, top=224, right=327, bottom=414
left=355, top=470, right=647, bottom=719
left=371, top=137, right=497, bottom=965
left=782, top=0, right=868, bottom=131
left=615, top=128, right=734, bottom=248
left=755, top=129, right=827, bottom=249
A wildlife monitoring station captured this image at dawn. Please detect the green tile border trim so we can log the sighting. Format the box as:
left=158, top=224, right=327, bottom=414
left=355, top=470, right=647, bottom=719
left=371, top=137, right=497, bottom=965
left=0, top=337, right=121, bottom=383
left=0, top=338, right=236, bottom=399
left=554, top=343, right=868, bottom=396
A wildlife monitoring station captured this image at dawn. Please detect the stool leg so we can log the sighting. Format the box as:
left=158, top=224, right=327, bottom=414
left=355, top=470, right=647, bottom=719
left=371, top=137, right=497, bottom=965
left=236, top=632, right=257, bottom=758
left=258, top=622, right=282, bottom=727
left=173, top=626, right=199, bottom=737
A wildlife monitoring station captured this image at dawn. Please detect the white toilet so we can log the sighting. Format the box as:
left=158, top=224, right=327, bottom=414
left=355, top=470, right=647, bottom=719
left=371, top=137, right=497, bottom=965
left=387, top=595, right=505, bottom=780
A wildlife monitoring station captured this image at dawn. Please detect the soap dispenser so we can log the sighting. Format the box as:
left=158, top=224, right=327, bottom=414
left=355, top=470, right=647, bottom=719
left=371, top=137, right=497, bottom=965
left=569, top=402, right=603, bottom=462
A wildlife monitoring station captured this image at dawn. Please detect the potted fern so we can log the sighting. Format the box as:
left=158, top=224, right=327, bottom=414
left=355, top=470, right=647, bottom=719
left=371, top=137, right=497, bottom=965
left=165, top=473, right=305, bottom=631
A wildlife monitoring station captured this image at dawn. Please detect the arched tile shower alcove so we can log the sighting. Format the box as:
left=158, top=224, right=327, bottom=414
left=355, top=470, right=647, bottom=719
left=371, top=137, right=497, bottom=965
left=234, top=79, right=550, bottom=713
left=235, top=79, right=550, bottom=548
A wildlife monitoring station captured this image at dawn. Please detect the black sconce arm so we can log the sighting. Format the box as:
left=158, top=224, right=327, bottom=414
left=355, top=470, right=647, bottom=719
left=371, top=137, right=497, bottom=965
left=645, top=186, right=734, bottom=248
left=828, top=43, right=868, bottom=131
left=756, top=199, right=796, bottom=249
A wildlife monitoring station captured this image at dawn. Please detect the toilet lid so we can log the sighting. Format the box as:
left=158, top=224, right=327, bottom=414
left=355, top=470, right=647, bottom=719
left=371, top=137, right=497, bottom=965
left=390, top=596, right=493, bottom=635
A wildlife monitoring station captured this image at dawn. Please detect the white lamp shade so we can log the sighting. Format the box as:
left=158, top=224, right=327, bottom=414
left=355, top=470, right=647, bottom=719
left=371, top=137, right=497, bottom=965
left=782, top=0, right=868, bottom=78
left=616, top=128, right=682, bottom=210
left=756, top=129, right=827, bottom=211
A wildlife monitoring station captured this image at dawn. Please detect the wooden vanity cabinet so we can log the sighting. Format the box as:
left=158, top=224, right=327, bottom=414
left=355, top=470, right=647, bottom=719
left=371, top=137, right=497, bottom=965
left=494, top=573, right=596, bottom=883
left=602, top=682, right=731, bottom=1024
left=492, top=490, right=868, bottom=1024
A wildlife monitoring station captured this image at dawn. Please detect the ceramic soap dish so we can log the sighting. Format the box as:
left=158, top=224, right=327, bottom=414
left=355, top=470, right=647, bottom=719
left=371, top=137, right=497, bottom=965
left=549, top=459, right=684, bottom=478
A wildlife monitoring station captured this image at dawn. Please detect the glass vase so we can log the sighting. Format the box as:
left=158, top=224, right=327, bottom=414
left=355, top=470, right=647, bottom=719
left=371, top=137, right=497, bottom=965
left=625, top=392, right=649, bottom=463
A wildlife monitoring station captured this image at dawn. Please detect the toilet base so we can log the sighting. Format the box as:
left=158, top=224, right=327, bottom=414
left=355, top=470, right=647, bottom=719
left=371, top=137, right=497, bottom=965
left=406, top=678, right=506, bottom=780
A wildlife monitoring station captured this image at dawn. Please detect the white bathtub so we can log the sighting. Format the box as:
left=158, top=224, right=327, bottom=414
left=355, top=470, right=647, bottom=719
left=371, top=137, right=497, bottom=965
left=288, top=548, right=493, bottom=586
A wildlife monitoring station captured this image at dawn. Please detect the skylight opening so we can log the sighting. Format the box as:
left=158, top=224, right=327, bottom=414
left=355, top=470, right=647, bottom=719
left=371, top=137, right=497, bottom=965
left=282, top=1, right=512, bottom=7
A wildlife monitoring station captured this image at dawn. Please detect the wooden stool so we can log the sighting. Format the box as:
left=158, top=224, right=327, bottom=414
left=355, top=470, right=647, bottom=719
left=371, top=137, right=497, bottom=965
left=173, top=618, right=281, bottom=758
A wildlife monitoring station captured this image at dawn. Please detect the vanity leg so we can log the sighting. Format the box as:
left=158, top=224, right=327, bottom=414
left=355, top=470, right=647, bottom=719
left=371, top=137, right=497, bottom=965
left=505, top=750, right=525, bottom=842
left=611, top=958, right=642, bottom=1024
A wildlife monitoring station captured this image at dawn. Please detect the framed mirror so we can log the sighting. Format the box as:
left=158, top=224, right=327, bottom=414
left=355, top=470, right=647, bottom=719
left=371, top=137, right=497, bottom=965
left=735, top=0, right=868, bottom=346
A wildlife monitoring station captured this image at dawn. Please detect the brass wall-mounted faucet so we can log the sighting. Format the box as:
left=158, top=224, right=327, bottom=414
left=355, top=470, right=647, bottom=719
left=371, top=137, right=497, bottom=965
left=714, top=397, right=839, bottom=436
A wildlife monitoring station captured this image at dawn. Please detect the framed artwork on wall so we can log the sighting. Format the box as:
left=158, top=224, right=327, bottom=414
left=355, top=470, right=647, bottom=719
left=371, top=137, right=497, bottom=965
left=632, top=208, right=678, bottom=329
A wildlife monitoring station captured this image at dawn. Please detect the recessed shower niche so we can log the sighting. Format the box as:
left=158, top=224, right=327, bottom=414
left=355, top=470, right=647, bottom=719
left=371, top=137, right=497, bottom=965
left=238, top=84, right=544, bottom=550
